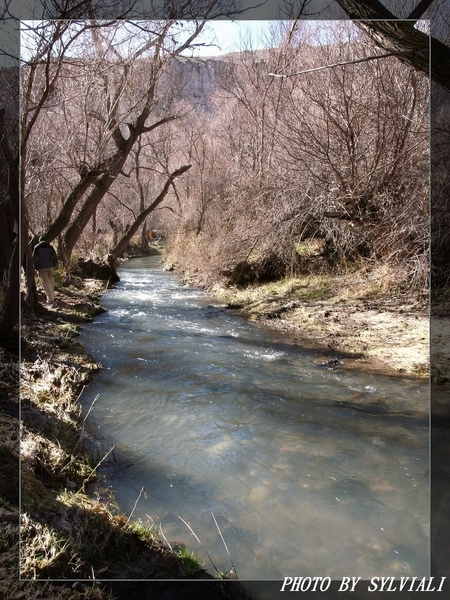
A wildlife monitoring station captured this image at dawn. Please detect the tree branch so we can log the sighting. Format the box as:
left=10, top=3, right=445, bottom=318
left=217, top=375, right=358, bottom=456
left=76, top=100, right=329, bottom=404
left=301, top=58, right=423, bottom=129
left=107, top=190, right=137, bottom=218
left=407, top=0, right=435, bottom=21
left=140, top=115, right=177, bottom=134
left=268, top=51, right=408, bottom=78
left=336, top=0, right=450, bottom=92
left=109, top=164, right=191, bottom=259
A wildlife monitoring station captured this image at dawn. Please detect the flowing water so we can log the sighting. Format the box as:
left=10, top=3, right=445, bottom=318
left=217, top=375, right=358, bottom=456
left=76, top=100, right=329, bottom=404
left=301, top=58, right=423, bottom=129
left=79, top=256, right=429, bottom=580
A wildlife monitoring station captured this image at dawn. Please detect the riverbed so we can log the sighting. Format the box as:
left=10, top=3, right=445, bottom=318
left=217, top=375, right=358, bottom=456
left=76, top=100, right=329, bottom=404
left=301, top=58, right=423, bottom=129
left=79, top=256, right=429, bottom=580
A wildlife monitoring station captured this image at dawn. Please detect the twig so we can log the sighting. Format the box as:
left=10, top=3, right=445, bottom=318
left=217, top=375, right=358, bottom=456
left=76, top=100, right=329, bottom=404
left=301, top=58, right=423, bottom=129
left=178, top=516, right=202, bottom=545
left=211, top=511, right=238, bottom=579
left=268, top=51, right=410, bottom=78
left=145, top=514, right=155, bottom=528
left=79, top=445, right=115, bottom=491
left=127, top=486, right=147, bottom=524
left=159, top=512, right=172, bottom=551
left=178, top=516, right=222, bottom=576
left=73, top=393, right=99, bottom=451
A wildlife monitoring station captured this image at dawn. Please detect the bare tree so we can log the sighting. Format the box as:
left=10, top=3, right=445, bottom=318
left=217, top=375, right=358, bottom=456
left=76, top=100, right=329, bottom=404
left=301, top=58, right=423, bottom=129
left=23, top=16, right=235, bottom=266
left=277, top=0, right=449, bottom=91
left=17, top=0, right=242, bottom=302
left=273, top=23, right=428, bottom=265
left=20, top=19, right=113, bottom=304
left=163, top=19, right=429, bottom=287
left=334, top=0, right=450, bottom=91
left=109, top=164, right=192, bottom=262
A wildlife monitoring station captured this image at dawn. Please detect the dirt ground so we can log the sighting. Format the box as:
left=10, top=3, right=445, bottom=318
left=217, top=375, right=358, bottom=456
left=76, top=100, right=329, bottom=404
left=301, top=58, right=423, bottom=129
left=256, top=296, right=430, bottom=376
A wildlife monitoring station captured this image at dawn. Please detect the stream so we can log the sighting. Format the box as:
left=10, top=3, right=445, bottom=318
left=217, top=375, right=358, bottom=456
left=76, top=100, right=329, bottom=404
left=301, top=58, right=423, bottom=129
left=79, top=255, right=429, bottom=580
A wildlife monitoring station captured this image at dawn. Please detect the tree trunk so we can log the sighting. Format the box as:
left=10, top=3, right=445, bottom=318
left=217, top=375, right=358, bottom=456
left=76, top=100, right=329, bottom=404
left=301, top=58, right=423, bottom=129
left=62, top=171, right=119, bottom=264
left=21, top=201, right=39, bottom=309
left=337, top=0, right=450, bottom=93
left=108, top=219, right=119, bottom=247
left=42, top=169, right=108, bottom=246
left=60, top=118, right=176, bottom=264
left=141, top=219, right=149, bottom=249
left=0, top=109, right=20, bottom=334
left=109, top=165, right=192, bottom=262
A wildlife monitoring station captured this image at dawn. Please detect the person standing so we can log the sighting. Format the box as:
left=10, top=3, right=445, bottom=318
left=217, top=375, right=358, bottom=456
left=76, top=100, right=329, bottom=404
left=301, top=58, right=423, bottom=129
left=32, top=235, right=58, bottom=304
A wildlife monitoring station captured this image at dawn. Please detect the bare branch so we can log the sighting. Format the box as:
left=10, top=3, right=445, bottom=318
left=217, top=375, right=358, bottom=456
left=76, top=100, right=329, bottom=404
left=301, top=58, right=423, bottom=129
left=141, top=115, right=177, bottom=134
left=107, top=189, right=137, bottom=218
left=268, top=51, right=411, bottom=78
left=336, top=0, right=449, bottom=91
left=407, top=0, right=435, bottom=21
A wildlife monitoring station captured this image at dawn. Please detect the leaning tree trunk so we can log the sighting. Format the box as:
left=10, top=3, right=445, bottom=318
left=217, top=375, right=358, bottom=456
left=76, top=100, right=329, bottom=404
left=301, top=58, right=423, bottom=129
left=336, top=0, right=450, bottom=93
left=41, top=171, right=101, bottom=248
left=60, top=117, right=177, bottom=265
left=61, top=170, right=119, bottom=265
left=108, top=165, right=192, bottom=264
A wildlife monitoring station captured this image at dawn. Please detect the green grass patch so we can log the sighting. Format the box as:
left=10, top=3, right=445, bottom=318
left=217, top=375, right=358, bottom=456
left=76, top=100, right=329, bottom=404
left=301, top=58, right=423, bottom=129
left=294, top=243, right=311, bottom=256
left=56, top=322, right=81, bottom=338
left=127, top=519, right=158, bottom=545
left=175, top=543, right=204, bottom=577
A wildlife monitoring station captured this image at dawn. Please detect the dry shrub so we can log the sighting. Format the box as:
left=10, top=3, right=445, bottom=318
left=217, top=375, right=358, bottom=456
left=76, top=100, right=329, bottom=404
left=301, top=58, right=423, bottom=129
left=165, top=229, right=244, bottom=287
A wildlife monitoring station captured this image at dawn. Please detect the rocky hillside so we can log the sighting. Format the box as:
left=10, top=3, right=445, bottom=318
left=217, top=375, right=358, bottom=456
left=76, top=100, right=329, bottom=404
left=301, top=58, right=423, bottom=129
left=170, top=56, right=231, bottom=108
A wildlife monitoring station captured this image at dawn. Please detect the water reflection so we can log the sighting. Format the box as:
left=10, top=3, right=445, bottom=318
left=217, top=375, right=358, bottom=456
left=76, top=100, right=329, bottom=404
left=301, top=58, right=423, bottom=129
left=80, top=256, right=429, bottom=579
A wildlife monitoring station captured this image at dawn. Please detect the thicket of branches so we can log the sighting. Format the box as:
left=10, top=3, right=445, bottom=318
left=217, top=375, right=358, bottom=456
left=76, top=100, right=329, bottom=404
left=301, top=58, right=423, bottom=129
left=20, top=17, right=227, bottom=307
left=160, top=21, right=430, bottom=289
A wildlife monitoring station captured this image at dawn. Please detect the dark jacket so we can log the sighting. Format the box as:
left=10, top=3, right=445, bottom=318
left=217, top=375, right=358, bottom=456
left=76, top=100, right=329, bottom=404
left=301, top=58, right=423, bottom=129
left=33, top=241, right=58, bottom=270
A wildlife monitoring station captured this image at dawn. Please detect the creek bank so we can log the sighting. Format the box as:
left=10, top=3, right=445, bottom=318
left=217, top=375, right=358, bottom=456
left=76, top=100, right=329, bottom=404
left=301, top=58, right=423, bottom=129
left=114, top=249, right=439, bottom=384
left=1, top=273, right=254, bottom=600
left=175, top=265, right=431, bottom=379
left=19, top=277, right=209, bottom=581
left=4, top=257, right=439, bottom=597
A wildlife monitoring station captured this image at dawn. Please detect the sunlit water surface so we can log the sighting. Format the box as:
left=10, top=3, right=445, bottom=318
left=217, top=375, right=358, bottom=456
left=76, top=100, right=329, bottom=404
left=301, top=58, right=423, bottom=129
left=79, top=256, right=429, bottom=580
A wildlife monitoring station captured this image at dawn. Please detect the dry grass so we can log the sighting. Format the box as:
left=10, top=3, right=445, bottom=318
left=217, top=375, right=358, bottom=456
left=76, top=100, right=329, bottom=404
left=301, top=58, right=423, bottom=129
left=213, top=262, right=425, bottom=309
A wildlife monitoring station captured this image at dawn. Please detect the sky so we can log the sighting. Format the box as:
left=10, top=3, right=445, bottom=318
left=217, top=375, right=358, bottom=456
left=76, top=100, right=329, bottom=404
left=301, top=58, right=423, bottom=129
left=20, top=19, right=366, bottom=62
left=183, top=20, right=275, bottom=57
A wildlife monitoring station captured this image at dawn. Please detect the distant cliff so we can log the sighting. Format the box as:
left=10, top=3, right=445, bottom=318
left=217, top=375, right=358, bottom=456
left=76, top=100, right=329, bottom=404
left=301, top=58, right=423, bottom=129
left=168, top=55, right=234, bottom=109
